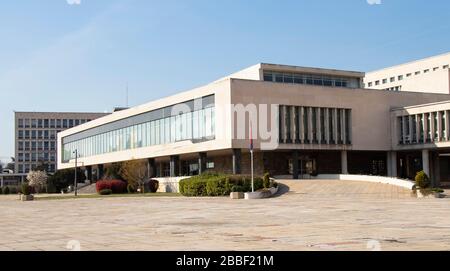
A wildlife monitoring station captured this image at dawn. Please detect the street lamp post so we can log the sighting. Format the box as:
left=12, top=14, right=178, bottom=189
left=73, top=149, right=78, bottom=197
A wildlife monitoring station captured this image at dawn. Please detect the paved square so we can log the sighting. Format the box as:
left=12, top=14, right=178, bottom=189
left=0, top=180, right=449, bottom=251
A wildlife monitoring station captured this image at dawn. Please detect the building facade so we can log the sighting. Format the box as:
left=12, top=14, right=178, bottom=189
left=15, top=112, right=109, bottom=174
left=364, top=52, right=450, bottom=93
left=57, top=62, right=450, bottom=188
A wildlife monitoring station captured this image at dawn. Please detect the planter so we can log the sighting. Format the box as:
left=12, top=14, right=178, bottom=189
left=433, top=192, right=445, bottom=199
left=230, top=192, right=244, bottom=200
left=21, top=195, right=34, bottom=201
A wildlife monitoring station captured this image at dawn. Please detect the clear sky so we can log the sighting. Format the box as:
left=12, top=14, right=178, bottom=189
left=1, top=0, right=450, bottom=161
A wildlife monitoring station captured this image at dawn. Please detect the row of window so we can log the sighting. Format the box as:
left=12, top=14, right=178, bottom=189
left=279, top=106, right=352, bottom=145
left=18, top=141, right=56, bottom=151
left=17, top=164, right=56, bottom=174
left=17, top=130, right=60, bottom=140
left=63, top=107, right=216, bottom=162
left=263, top=71, right=353, bottom=88
left=17, top=152, right=56, bottom=163
left=383, top=86, right=402, bottom=91
left=398, top=111, right=449, bottom=145
left=17, top=118, right=92, bottom=129
left=367, top=64, right=450, bottom=87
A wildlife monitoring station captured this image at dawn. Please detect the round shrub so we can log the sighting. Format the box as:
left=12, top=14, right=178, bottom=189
left=2, top=186, right=10, bottom=195
left=96, top=180, right=127, bottom=194
left=146, top=179, right=159, bottom=193
left=21, top=184, right=32, bottom=196
left=415, top=171, right=430, bottom=189
left=99, top=189, right=112, bottom=195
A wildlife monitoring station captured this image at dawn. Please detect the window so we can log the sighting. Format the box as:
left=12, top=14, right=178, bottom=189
left=382, top=79, right=387, bottom=84
left=368, top=82, right=373, bottom=87
left=206, top=161, right=215, bottom=169
left=56, top=119, right=62, bottom=128
left=390, top=77, right=395, bottom=82
left=18, top=119, right=24, bottom=128
left=31, top=119, right=37, bottom=128
left=263, top=73, right=273, bottom=82
left=406, top=73, right=412, bottom=77
left=398, top=75, right=403, bottom=81
left=375, top=80, right=380, bottom=86
left=18, top=130, right=24, bottom=139
left=63, top=119, right=68, bottom=128
left=38, top=119, right=43, bottom=128
left=433, top=67, right=439, bottom=71
left=415, top=71, right=420, bottom=75
left=444, top=65, right=449, bottom=69
left=424, top=69, right=429, bottom=73
left=69, top=119, right=74, bottom=127
left=24, top=119, right=30, bottom=128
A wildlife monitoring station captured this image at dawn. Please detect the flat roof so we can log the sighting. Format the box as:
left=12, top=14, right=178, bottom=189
left=261, top=63, right=365, bottom=77
left=367, top=51, right=450, bottom=74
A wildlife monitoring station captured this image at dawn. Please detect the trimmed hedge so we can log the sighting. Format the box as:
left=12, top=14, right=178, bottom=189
left=179, top=173, right=265, bottom=197
left=96, top=180, right=127, bottom=194
left=415, top=171, right=430, bottom=189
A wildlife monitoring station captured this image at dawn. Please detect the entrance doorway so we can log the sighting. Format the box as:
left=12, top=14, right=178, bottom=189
left=289, top=156, right=317, bottom=179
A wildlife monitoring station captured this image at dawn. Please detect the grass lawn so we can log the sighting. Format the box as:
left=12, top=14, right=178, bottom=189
left=35, top=193, right=182, bottom=201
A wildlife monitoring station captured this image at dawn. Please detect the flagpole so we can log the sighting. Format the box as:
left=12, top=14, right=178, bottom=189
left=251, top=149, right=254, bottom=192
left=250, top=121, right=254, bottom=193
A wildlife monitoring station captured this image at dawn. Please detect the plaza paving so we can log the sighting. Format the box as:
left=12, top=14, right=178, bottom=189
left=0, top=180, right=449, bottom=251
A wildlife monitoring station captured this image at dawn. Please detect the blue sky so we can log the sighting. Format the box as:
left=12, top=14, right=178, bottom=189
left=1, top=0, right=450, bottom=160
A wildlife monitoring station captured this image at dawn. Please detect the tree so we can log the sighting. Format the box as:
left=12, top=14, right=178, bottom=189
left=27, top=171, right=48, bottom=194
left=119, top=160, right=148, bottom=193
left=48, top=169, right=86, bottom=193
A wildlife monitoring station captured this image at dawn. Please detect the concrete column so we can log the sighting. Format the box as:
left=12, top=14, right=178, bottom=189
left=0, top=176, right=3, bottom=188
left=232, top=149, right=242, bottom=175
left=446, top=110, right=450, bottom=141
left=341, top=109, right=346, bottom=145
left=292, top=107, right=298, bottom=143
left=333, top=108, right=338, bottom=144
left=409, top=116, right=414, bottom=144
left=316, top=108, right=322, bottom=144
left=387, top=151, right=398, bottom=177
left=170, top=155, right=179, bottom=177
left=198, top=152, right=207, bottom=175
left=308, top=107, right=313, bottom=144
left=325, top=108, right=330, bottom=144
left=430, top=112, right=436, bottom=142
left=86, top=166, right=92, bottom=181
left=415, top=114, right=420, bottom=143
left=299, top=107, right=305, bottom=143
left=423, top=113, right=428, bottom=143
left=422, top=149, right=430, bottom=177
left=437, top=111, right=442, bottom=142
left=292, top=150, right=299, bottom=179
left=347, top=109, right=352, bottom=144
left=148, top=158, right=156, bottom=178
left=341, top=150, right=348, bottom=174
left=97, top=164, right=104, bottom=180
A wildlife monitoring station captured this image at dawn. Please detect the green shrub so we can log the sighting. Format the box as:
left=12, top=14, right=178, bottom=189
left=2, top=186, right=10, bottom=195
left=415, top=171, right=430, bottom=189
left=180, top=174, right=265, bottom=197
left=99, top=189, right=112, bottom=195
left=21, top=184, right=32, bottom=196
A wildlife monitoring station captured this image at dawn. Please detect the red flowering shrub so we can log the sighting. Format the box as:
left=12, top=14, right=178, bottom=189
left=96, top=180, right=126, bottom=194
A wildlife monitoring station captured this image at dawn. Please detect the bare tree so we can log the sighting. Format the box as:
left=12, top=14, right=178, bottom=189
left=119, top=160, right=148, bottom=193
